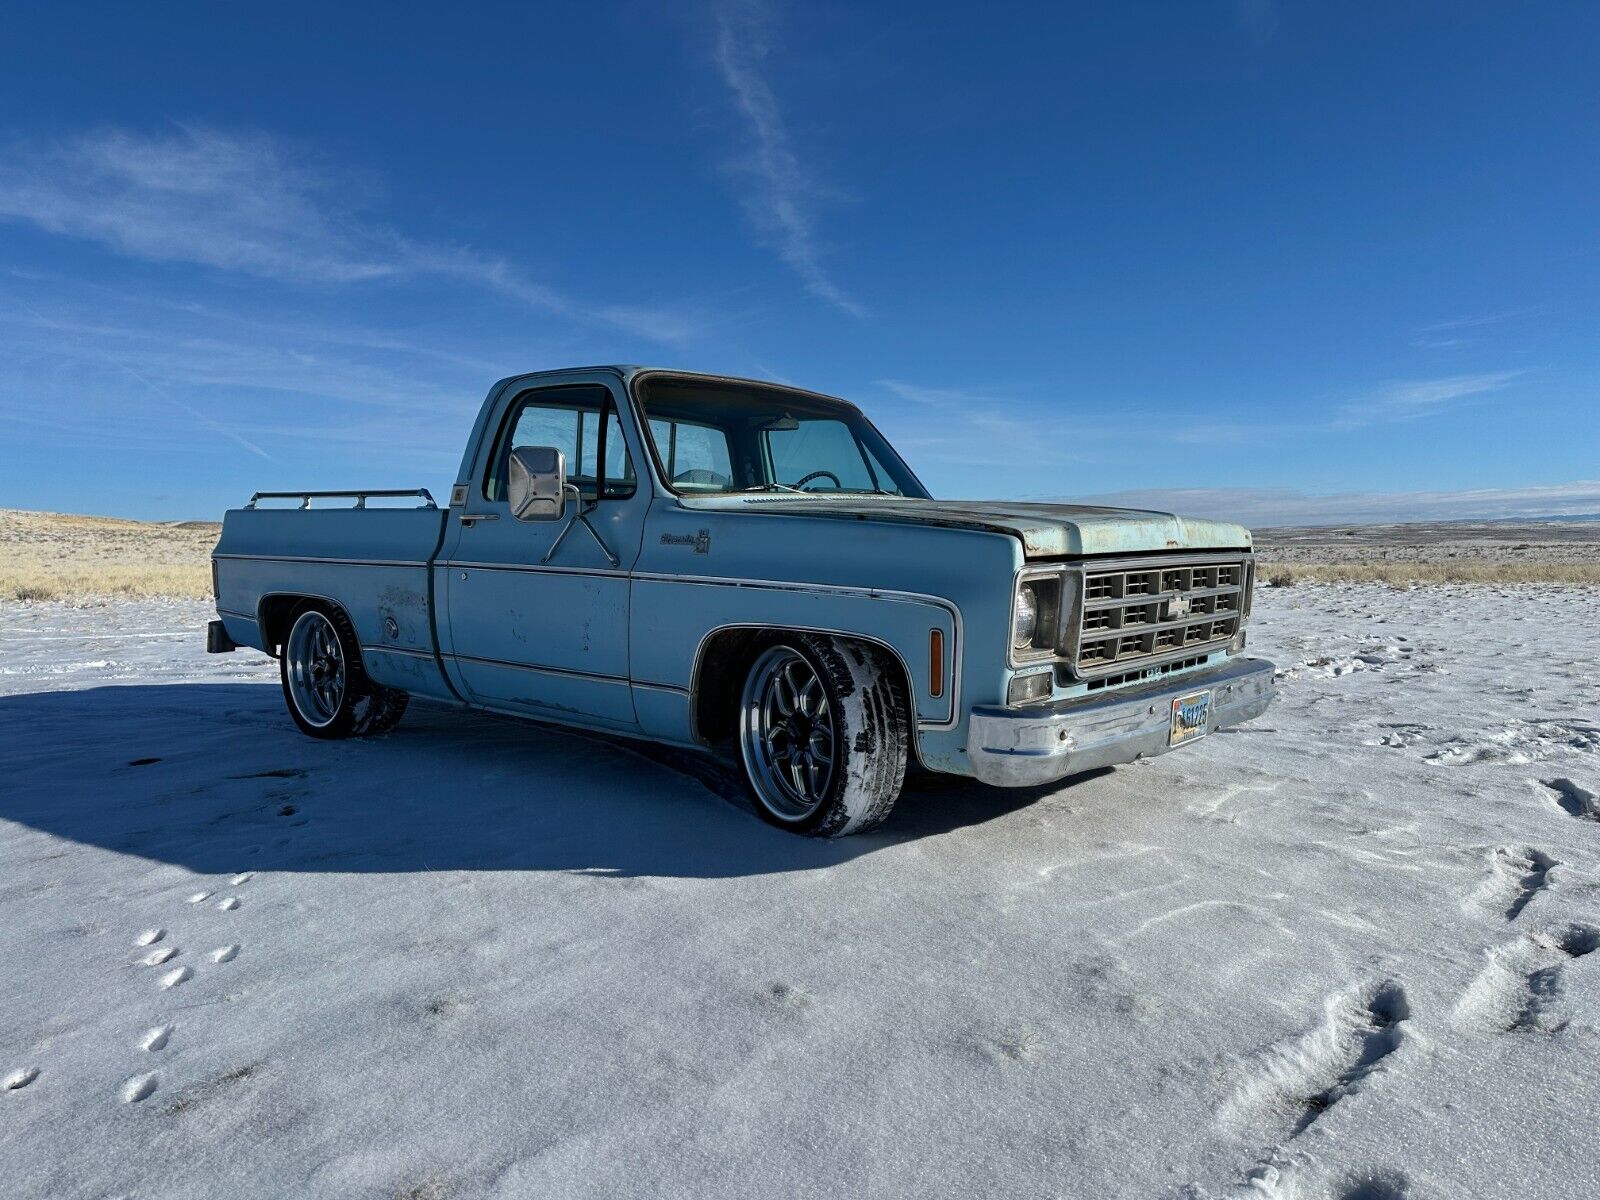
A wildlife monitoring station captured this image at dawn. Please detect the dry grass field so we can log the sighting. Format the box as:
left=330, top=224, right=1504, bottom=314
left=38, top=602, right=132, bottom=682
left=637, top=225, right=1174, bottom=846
left=0, top=509, right=217, bottom=601
left=2, top=508, right=1597, bottom=601
left=1257, top=561, right=1600, bottom=586
left=1254, top=518, right=1600, bottom=587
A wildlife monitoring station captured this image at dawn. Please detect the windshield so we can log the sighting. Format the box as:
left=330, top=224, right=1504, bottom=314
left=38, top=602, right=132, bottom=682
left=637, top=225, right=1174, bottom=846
left=635, top=377, right=930, bottom=498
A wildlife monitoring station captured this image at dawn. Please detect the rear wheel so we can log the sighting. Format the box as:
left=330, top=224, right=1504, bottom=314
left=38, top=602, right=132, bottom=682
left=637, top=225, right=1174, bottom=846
left=280, top=605, right=409, bottom=739
left=738, top=635, right=908, bottom=836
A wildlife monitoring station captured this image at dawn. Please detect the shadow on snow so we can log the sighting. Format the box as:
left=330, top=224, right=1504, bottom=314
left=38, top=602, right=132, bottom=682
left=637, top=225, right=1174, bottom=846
left=0, top=683, right=1080, bottom=880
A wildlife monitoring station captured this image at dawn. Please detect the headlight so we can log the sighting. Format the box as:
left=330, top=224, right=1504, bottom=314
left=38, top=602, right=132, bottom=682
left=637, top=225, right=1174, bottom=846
left=1012, top=584, right=1038, bottom=650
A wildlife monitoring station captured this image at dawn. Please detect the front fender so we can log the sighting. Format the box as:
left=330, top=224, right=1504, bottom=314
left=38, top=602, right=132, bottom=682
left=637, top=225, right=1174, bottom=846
left=630, top=575, right=960, bottom=730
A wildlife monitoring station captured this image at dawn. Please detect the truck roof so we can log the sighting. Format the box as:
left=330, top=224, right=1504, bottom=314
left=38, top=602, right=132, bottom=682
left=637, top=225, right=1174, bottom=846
left=492, top=366, right=862, bottom=411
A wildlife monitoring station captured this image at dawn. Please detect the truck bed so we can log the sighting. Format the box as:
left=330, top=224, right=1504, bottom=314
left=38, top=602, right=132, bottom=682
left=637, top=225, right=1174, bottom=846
left=211, top=492, right=454, bottom=701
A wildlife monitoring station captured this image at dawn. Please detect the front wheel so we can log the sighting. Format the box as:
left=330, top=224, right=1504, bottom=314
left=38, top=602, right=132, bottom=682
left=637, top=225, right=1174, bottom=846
left=280, top=605, right=409, bottom=739
left=738, top=635, right=908, bottom=836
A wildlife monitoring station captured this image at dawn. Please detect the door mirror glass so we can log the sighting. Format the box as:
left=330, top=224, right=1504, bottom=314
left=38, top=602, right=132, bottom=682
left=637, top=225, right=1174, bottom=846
left=507, top=446, right=567, bottom=522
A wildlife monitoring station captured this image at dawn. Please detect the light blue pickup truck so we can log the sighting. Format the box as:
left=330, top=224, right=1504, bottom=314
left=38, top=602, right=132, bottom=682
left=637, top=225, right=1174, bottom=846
left=209, top=367, right=1275, bottom=836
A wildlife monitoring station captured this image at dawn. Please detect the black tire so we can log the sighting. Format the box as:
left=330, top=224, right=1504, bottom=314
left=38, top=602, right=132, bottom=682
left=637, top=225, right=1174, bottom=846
left=279, top=603, right=409, bottom=740
left=358, top=685, right=410, bottom=736
left=738, top=633, right=908, bottom=837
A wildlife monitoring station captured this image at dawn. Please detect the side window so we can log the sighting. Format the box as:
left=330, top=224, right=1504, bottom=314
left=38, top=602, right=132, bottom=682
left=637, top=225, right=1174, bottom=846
left=648, top=418, right=734, bottom=491
left=484, top=386, right=637, bottom=502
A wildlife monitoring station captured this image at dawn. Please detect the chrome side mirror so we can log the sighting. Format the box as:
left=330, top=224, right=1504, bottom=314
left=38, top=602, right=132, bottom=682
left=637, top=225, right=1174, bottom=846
left=507, top=446, right=567, bottom=522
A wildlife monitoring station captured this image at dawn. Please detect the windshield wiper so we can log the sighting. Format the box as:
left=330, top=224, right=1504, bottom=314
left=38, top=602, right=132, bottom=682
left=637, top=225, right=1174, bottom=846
left=737, top=483, right=805, bottom=494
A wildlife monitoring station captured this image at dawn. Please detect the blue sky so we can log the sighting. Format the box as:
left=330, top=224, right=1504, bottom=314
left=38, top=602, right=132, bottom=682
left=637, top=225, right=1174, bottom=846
left=1, top=1, right=1596, bottom=523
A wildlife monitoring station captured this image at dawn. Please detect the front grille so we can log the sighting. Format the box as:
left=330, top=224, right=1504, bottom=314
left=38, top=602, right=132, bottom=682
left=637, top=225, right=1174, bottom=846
left=1073, top=558, right=1247, bottom=676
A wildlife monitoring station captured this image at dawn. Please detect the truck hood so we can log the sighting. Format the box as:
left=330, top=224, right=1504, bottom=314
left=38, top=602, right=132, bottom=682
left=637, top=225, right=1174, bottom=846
left=686, top=496, right=1252, bottom=558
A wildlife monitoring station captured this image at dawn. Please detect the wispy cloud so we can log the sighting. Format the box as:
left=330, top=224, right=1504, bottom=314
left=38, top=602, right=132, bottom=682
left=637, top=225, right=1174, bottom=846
left=1, top=298, right=475, bottom=415
left=1335, top=371, right=1522, bottom=428
left=880, top=379, right=1312, bottom=453
left=711, top=0, right=863, bottom=317
left=1420, top=309, right=1533, bottom=333
left=1067, top=481, right=1600, bottom=527
left=874, top=379, right=1090, bottom=471
left=0, top=282, right=497, bottom=471
left=11, top=297, right=275, bottom=460
left=0, top=126, right=701, bottom=342
left=0, top=126, right=392, bottom=283
left=876, top=380, right=980, bottom=409
left=876, top=377, right=1049, bottom=444
left=1411, top=308, right=1536, bottom=350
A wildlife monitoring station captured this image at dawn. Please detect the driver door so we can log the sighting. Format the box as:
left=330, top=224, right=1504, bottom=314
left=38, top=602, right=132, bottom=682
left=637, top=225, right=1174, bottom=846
left=440, top=380, right=646, bottom=728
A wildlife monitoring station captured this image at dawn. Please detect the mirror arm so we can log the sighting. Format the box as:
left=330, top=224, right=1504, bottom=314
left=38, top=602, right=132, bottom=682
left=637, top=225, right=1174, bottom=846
left=541, top=485, right=620, bottom=569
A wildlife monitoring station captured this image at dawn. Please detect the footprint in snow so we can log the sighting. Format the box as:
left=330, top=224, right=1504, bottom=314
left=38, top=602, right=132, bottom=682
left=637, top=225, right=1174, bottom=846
left=159, top=967, right=192, bottom=989
left=1289, top=983, right=1410, bottom=1135
left=1523, top=923, right=1599, bottom=1000
left=1500, top=847, right=1557, bottom=922
left=1468, top=846, right=1557, bottom=922
left=135, top=929, right=164, bottom=947
left=230, top=872, right=254, bottom=886
left=1455, top=925, right=1598, bottom=1034
left=141, top=1025, right=173, bottom=1052
left=1541, top=924, right=1600, bottom=959
left=120, top=1073, right=158, bottom=1103
left=1426, top=742, right=1533, bottom=767
left=1221, top=981, right=1410, bottom=1138
left=1337, top=1174, right=1410, bottom=1200
left=4, top=1067, right=40, bottom=1091
left=142, top=947, right=177, bottom=966
left=1542, top=778, right=1598, bottom=822
left=187, top=892, right=211, bottom=904
left=211, top=945, right=239, bottom=964
left=217, top=897, right=240, bottom=911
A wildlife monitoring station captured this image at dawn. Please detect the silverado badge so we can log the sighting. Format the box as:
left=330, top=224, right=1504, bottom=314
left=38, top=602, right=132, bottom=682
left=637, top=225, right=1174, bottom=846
left=661, top=529, right=712, bottom=554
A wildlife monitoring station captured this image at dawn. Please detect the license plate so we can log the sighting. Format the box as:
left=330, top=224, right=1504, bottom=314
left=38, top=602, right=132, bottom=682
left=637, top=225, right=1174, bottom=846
left=1169, top=690, right=1213, bottom=747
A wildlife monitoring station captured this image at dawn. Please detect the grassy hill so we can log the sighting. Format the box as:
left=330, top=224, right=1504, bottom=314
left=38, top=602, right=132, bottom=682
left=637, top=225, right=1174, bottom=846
left=1, top=509, right=218, bottom=600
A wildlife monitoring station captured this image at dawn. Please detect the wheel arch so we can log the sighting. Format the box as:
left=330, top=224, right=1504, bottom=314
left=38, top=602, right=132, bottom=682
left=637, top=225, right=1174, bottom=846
left=257, top=591, right=347, bottom=656
left=689, top=624, right=921, bottom=766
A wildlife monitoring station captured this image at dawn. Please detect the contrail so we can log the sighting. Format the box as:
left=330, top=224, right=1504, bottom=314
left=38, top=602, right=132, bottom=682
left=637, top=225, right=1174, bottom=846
left=12, top=298, right=276, bottom=461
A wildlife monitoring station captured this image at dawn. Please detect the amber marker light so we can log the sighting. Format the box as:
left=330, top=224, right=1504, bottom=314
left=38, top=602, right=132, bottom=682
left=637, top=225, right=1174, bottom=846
left=929, top=629, right=945, bottom=698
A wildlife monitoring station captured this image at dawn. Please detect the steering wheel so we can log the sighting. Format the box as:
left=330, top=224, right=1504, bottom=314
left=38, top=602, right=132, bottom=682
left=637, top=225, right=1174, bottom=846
left=791, top=470, right=843, bottom=491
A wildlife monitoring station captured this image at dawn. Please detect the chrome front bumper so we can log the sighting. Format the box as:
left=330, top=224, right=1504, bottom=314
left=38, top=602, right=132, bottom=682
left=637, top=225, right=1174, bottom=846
left=966, top=656, right=1276, bottom=787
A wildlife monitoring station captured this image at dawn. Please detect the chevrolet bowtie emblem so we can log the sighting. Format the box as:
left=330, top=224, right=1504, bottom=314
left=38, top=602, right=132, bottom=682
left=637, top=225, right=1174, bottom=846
left=1166, top=593, right=1192, bottom=619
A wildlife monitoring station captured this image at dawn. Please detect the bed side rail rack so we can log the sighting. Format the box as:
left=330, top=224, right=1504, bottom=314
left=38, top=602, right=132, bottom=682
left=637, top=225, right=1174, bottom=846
left=245, top=489, right=438, bottom=510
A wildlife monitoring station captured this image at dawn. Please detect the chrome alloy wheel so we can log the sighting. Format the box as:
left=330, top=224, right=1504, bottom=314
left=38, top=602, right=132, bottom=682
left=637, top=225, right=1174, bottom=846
left=285, top=610, right=346, bottom=728
left=740, top=645, right=837, bottom=821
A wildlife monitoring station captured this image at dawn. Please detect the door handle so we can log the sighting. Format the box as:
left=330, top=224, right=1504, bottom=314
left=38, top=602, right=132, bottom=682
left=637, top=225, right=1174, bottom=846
left=459, top=513, right=499, bottom=526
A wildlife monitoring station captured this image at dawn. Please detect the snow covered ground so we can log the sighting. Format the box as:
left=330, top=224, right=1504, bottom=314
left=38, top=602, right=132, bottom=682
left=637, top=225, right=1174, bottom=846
left=2, top=585, right=1597, bottom=1200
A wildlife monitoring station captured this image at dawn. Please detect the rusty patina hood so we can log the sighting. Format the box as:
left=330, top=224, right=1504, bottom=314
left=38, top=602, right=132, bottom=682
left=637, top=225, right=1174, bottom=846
left=690, top=496, right=1253, bottom=558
